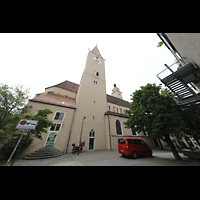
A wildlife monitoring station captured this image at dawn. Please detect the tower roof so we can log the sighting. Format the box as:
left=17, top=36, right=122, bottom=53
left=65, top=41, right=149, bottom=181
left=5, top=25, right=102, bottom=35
left=91, top=45, right=104, bottom=59
left=45, top=80, right=79, bottom=93
left=91, top=45, right=99, bottom=52
left=107, top=94, right=130, bottom=108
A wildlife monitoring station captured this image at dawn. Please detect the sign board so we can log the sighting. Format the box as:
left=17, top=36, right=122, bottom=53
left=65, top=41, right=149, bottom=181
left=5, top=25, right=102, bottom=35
left=16, top=119, right=38, bottom=130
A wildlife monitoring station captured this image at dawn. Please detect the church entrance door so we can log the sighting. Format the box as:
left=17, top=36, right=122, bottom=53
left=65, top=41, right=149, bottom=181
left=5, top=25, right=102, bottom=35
left=89, top=130, right=95, bottom=150
left=89, top=138, right=94, bottom=150
left=45, top=132, right=57, bottom=147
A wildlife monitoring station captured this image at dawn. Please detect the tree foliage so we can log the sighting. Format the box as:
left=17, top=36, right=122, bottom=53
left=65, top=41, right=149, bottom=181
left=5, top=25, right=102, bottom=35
left=0, top=83, right=31, bottom=141
left=0, top=83, right=54, bottom=158
left=0, top=133, right=33, bottom=159
left=124, top=83, right=195, bottom=160
left=157, top=41, right=164, bottom=47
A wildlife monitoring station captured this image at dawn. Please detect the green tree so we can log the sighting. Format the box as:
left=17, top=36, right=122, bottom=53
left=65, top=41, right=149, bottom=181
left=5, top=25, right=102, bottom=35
left=0, top=133, right=33, bottom=159
left=0, top=83, right=54, bottom=158
left=157, top=41, right=164, bottom=47
left=124, top=83, right=192, bottom=161
left=0, top=109, right=54, bottom=159
left=0, top=83, right=31, bottom=142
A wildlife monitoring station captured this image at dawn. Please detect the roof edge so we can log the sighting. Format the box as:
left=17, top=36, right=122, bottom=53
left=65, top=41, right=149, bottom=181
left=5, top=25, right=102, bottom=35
left=45, top=80, right=79, bottom=90
left=30, top=99, right=76, bottom=109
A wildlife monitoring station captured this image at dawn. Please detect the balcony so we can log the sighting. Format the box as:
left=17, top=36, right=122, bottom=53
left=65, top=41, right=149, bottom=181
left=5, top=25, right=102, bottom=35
left=157, top=62, right=200, bottom=107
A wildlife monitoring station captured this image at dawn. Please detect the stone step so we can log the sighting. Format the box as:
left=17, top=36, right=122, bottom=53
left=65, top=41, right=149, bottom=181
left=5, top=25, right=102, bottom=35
left=30, top=149, right=62, bottom=154
left=23, top=154, right=63, bottom=160
left=23, top=146, right=63, bottom=160
left=27, top=152, right=63, bottom=157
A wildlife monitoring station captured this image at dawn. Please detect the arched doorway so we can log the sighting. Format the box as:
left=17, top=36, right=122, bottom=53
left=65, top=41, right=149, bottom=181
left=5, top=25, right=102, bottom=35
left=89, top=129, right=95, bottom=150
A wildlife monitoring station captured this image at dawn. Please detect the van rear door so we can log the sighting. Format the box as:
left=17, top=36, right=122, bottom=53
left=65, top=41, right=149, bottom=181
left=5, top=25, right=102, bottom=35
left=118, top=139, right=127, bottom=155
left=140, top=139, right=150, bottom=154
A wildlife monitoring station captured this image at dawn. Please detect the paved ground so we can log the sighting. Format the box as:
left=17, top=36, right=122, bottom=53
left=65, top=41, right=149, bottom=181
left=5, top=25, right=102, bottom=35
left=5, top=149, right=200, bottom=166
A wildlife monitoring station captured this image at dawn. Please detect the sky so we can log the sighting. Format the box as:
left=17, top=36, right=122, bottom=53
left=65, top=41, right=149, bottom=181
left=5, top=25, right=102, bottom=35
left=0, top=33, right=177, bottom=102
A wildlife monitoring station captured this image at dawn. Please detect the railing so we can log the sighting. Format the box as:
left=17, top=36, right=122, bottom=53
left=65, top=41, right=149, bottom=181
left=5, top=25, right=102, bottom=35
left=157, top=62, right=200, bottom=107
left=157, top=61, right=179, bottom=81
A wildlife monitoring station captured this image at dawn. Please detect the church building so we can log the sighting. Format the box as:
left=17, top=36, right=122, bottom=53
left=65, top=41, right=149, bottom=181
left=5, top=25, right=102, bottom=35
left=21, top=46, right=156, bottom=157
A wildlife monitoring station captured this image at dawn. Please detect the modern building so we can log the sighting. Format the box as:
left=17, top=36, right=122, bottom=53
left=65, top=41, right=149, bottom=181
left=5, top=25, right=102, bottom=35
left=156, top=33, right=200, bottom=149
left=21, top=46, right=156, bottom=157
left=157, top=33, right=200, bottom=108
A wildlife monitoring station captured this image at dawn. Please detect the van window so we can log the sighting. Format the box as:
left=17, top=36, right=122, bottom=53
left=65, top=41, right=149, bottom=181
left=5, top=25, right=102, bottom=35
left=140, top=140, right=147, bottom=145
left=118, top=139, right=125, bottom=144
left=135, top=140, right=146, bottom=145
left=128, top=139, right=136, bottom=144
left=135, top=140, right=142, bottom=144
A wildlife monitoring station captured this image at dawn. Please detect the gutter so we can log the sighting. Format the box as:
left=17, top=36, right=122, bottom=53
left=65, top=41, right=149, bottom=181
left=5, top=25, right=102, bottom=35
left=107, top=115, right=112, bottom=150
left=157, top=33, right=187, bottom=66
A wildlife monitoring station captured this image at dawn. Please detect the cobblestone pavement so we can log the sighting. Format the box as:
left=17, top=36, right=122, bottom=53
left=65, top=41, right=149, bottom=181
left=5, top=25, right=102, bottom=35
left=7, top=149, right=200, bottom=166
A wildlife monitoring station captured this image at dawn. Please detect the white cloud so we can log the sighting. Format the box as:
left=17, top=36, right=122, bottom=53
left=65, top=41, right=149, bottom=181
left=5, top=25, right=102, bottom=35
left=0, top=33, right=176, bottom=101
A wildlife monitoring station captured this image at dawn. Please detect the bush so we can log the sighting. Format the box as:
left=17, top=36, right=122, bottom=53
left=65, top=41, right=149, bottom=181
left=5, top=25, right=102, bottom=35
left=0, top=133, right=33, bottom=159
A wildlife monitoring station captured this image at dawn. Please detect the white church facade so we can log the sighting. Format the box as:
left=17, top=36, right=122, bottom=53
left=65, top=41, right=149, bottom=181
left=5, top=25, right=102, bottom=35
left=21, top=46, right=157, bottom=157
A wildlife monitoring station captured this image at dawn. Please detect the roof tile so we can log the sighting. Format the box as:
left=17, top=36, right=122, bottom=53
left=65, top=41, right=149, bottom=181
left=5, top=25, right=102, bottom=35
left=45, top=80, right=79, bottom=93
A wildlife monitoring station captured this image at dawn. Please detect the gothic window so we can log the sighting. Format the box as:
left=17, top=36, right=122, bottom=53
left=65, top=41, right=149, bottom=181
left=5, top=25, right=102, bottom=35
left=89, top=129, right=95, bottom=137
left=116, top=120, right=122, bottom=135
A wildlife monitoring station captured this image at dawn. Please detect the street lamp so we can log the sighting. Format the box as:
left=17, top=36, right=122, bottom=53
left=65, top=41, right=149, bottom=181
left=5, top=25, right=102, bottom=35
left=78, top=116, right=86, bottom=155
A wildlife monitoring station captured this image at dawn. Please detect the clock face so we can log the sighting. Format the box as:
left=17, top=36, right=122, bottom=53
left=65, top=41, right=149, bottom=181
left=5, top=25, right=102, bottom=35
left=93, top=57, right=101, bottom=64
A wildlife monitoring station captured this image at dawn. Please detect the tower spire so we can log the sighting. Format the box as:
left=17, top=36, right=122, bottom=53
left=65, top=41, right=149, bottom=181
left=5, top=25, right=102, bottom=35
left=91, top=45, right=99, bottom=52
left=111, top=84, right=123, bottom=99
left=91, top=45, right=104, bottom=60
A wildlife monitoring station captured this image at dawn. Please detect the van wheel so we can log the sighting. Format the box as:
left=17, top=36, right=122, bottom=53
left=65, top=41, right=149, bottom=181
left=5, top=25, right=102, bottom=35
left=148, top=150, right=152, bottom=157
left=132, top=151, right=137, bottom=159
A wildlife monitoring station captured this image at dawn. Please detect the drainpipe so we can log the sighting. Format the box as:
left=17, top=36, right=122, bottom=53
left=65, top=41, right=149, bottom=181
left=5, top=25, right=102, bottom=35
left=107, top=114, right=112, bottom=150
left=66, top=93, right=77, bottom=153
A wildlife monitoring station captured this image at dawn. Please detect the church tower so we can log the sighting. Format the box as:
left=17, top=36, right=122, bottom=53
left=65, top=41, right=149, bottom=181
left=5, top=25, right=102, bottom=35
left=111, top=84, right=123, bottom=99
left=68, top=46, right=107, bottom=151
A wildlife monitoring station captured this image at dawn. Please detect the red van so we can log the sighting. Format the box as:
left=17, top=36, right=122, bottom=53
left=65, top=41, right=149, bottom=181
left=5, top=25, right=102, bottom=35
left=118, top=138, right=152, bottom=159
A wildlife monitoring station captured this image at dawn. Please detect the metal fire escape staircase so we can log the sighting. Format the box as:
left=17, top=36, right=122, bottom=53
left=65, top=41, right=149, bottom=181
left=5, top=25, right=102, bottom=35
left=157, top=62, right=200, bottom=107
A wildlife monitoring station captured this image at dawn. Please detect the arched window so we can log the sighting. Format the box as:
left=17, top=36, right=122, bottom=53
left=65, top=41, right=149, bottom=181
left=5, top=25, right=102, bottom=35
left=89, top=129, right=95, bottom=137
left=116, top=120, right=122, bottom=135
